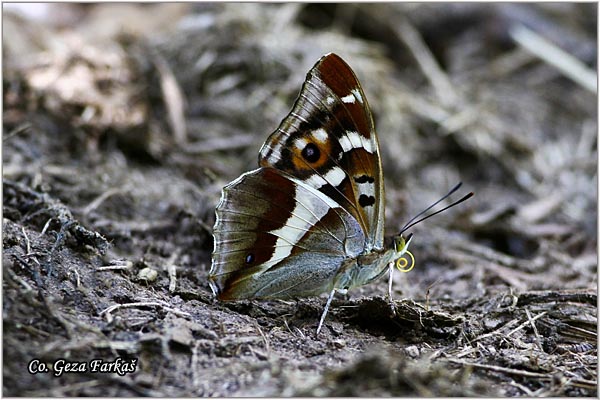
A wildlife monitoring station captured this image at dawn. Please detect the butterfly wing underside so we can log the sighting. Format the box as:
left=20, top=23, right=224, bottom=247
left=258, top=53, right=385, bottom=251
left=209, top=168, right=366, bottom=300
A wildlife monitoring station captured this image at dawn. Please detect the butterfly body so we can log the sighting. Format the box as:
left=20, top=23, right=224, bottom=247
left=209, top=53, right=410, bottom=332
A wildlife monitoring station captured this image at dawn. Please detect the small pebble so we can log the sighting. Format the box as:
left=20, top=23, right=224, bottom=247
left=405, top=345, right=420, bottom=358
left=138, top=267, right=158, bottom=282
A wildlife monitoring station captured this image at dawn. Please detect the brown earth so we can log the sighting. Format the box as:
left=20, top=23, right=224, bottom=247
left=3, top=3, right=597, bottom=396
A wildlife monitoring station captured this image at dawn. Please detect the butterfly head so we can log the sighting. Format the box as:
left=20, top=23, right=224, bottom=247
left=392, top=233, right=415, bottom=273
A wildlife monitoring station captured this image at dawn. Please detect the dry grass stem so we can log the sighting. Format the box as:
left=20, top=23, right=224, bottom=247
left=509, top=24, right=597, bottom=93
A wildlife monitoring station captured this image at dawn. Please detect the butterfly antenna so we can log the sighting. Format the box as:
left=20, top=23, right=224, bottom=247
left=399, top=182, right=463, bottom=233
left=399, top=185, right=473, bottom=235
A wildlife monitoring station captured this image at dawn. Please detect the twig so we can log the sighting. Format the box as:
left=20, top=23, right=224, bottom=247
left=507, top=381, right=536, bottom=396
left=97, top=261, right=133, bottom=271
left=404, top=94, right=451, bottom=125
left=395, top=18, right=459, bottom=106
left=487, top=48, right=536, bottom=78
left=453, top=345, right=478, bottom=359
left=506, top=311, right=547, bottom=337
left=92, top=219, right=175, bottom=234
left=40, top=218, right=53, bottom=236
left=99, top=301, right=191, bottom=323
left=167, top=249, right=180, bottom=293
left=567, top=377, right=598, bottom=390
left=21, top=226, right=32, bottom=254
left=254, top=322, right=270, bottom=355
left=524, top=309, right=544, bottom=352
left=154, top=53, right=187, bottom=144
left=448, top=358, right=552, bottom=379
left=516, top=193, right=564, bottom=224
left=295, top=326, right=306, bottom=339
left=68, top=268, right=81, bottom=289
left=509, top=24, right=597, bottom=93
left=81, top=187, right=125, bottom=216
left=3, top=122, right=31, bottom=141
left=283, top=318, right=293, bottom=335
left=471, top=318, right=520, bottom=343
left=93, top=340, right=141, bottom=353
left=425, top=278, right=442, bottom=311
left=516, top=289, right=597, bottom=306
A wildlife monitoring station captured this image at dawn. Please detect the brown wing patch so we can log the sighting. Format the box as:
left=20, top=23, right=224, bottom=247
left=210, top=167, right=365, bottom=300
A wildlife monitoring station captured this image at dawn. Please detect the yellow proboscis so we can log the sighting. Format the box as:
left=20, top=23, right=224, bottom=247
left=395, top=250, right=415, bottom=273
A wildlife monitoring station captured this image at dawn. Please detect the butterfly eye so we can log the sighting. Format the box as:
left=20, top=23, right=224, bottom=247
left=301, top=143, right=320, bottom=163
left=245, top=253, right=255, bottom=264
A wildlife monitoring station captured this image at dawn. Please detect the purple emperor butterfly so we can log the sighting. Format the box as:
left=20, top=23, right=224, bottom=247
left=209, top=53, right=465, bottom=334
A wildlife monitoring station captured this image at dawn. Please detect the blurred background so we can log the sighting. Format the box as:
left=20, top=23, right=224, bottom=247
left=3, top=3, right=597, bottom=397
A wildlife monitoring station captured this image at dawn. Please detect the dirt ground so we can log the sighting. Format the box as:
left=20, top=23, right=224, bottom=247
left=2, top=3, right=597, bottom=397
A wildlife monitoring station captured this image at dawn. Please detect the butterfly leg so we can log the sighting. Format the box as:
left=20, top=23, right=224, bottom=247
left=316, top=288, right=347, bottom=335
left=387, top=263, right=397, bottom=317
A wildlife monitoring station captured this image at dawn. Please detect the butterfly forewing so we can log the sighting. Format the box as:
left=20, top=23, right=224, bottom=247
left=210, top=168, right=366, bottom=300
left=258, top=53, right=385, bottom=250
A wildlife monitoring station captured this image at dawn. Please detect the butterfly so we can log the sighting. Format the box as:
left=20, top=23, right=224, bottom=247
left=209, top=53, right=466, bottom=334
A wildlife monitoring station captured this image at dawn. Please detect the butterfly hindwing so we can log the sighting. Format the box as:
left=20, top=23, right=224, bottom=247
left=258, top=53, right=385, bottom=250
left=210, top=168, right=366, bottom=300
